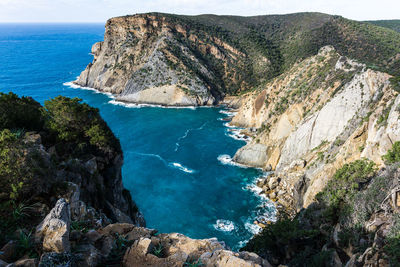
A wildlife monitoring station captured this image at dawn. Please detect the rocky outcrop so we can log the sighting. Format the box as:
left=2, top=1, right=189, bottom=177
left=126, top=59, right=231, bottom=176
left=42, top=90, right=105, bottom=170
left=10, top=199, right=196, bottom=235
left=75, top=13, right=400, bottom=107
left=75, top=14, right=225, bottom=106
left=230, top=46, right=400, bottom=213
left=35, top=199, right=71, bottom=253
left=233, top=144, right=268, bottom=168
left=31, top=202, right=270, bottom=267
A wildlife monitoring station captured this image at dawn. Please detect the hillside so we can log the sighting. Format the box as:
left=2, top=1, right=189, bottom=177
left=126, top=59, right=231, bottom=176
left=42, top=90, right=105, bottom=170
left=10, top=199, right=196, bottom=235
left=75, top=12, right=400, bottom=106
left=224, top=45, right=400, bottom=265
left=366, top=20, right=400, bottom=32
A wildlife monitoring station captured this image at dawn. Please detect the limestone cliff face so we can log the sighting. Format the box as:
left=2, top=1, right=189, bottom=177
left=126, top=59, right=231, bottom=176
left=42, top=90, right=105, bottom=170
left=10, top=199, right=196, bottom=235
left=75, top=14, right=249, bottom=106
left=230, top=46, right=400, bottom=212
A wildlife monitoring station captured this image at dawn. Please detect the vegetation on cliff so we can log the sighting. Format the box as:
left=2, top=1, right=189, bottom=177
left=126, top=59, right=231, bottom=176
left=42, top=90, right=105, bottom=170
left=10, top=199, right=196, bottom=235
left=243, top=143, right=400, bottom=266
left=0, top=93, right=141, bottom=263
left=77, top=12, right=400, bottom=105
left=366, top=20, right=400, bottom=33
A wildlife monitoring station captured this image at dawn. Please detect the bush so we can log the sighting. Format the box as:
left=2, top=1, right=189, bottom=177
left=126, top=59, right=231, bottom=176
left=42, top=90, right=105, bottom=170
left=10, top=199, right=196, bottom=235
left=316, top=159, right=376, bottom=209
left=0, top=129, right=31, bottom=201
left=382, top=141, right=400, bottom=164
left=351, top=174, right=394, bottom=226
left=0, top=92, right=44, bottom=131
left=43, top=96, right=121, bottom=154
left=242, top=217, right=323, bottom=262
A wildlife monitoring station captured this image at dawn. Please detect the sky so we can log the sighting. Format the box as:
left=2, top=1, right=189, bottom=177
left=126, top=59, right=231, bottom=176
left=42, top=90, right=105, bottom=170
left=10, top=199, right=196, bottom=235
left=0, top=0, right=399, bottom=23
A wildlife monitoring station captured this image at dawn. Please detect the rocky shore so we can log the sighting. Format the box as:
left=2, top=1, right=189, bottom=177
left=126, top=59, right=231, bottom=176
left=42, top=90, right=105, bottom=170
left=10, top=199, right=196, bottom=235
left=0, top=93, right=271, bottom=267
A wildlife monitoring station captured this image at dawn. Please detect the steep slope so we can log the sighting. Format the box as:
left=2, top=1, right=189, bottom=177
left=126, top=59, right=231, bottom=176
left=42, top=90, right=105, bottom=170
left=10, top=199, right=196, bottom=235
left=230, top=46, right=399, bottom=213
left=75, top=12, right=400, bottom=106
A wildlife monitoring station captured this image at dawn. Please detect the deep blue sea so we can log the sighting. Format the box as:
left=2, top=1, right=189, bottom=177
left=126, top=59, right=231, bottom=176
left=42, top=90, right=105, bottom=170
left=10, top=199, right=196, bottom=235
left=0, top=24, right=275, bottom=249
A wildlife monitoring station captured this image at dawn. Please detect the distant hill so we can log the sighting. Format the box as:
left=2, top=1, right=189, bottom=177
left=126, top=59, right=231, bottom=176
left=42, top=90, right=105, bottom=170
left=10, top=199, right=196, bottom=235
left=366, top=19, right=400, bottom=32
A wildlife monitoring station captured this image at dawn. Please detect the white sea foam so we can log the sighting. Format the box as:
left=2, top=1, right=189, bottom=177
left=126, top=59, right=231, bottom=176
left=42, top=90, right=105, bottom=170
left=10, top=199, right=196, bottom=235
left=226, top=129, right=250, bottom=142
left=223, top=122, right=237, bottom=128
left=217, top=154, right=248, bottom=168
left=174, top=123, right=207, bottom=152
left=63, top=81, right=113, bottom=97
left=219, top=109, right=237, bottom=116
left=244, top=222, right=262, bottom=235
left=213, top=219, right=235, bottom=232
left=130, top=152, right=168, bottom=165
left=170, top=162, right=195, bottom=173
left=108, top=99, right=197, bottom=110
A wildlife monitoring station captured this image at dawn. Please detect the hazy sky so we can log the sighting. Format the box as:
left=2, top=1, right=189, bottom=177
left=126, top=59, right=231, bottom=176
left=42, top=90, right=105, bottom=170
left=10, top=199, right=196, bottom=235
left=0, top=0, right=399, bottom=23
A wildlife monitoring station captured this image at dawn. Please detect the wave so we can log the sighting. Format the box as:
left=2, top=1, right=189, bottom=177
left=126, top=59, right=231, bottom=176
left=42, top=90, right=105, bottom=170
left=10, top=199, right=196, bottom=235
left=219, top=109, right=237, bottom=116
left=63, top=81, right=113, bottom=97
left=244, top=222, right=262, bottom=235
left=226, top=128, right=250, bottom=142
left=169, top=162, right=195, bottom=173
left=108, top=99, right=197, bottom=110
left=213, top=219, right=235, bottom=232
left=217, top=154, right=248, bottom=169
left=223, top=122, right=238, bottom=128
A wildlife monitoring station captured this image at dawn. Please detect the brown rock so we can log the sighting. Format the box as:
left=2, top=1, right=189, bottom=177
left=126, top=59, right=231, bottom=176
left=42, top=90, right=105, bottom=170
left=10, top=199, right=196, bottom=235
left=9, top=258, right=38, bottom=267
left=0, top=240, right=17, bottom=262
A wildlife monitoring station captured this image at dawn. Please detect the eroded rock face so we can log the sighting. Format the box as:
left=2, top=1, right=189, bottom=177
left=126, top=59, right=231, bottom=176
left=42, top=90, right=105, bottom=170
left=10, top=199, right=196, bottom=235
left=122, top=231, right=271, bottom=267
left=233, top=144, right=268, bottom=168
left=35, top=199, right=71, bottom=253
left=74, top=15, right=223, bottom=106
left=230, top=46, right=399, bottom=212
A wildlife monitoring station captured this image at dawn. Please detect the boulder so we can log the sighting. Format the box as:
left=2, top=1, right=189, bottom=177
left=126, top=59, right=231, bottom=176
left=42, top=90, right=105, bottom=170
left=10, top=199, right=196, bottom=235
left=201, top=249, right=271, bottom=267
left=74, top=244, right=102, bottom=267
left=233, top=144, right=268, bottom=168
left=35, top=198, right=71, bottom=253
left=38, top=252, right=74, bottom=267
left=7, top=259, right=37, bottom=267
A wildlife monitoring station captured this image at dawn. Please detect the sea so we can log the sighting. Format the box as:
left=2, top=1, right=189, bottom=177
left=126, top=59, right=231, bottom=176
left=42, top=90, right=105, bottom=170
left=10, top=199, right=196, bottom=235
left=0, top=23, right=275, bottom=250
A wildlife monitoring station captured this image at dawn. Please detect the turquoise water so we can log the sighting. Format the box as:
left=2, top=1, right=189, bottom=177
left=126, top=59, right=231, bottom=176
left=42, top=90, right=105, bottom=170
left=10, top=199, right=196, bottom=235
left=0, top=24, right=275, bottom=249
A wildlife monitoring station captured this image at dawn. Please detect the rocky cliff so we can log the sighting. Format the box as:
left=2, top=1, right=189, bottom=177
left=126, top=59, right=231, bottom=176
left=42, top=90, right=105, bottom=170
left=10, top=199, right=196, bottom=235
left=75, top=12, right=400, bottom=106
left=229, top=46, right=400, bottom=212
left=0, top=93, right=270, bottom=267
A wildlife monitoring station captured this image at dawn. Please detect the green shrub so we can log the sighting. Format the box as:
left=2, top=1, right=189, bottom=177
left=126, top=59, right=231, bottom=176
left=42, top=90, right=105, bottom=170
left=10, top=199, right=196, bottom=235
left=242, top=217, right=322, bottom=261
left=385, top=236, right=400, bottom=266
left=0, top=129, right=31, bottom=201
left=151, top=243, right=165, bottom=258
left=382, top=141, right=400, bottom=164
left=316, top=159, right=376, bottom=209
left=43, top=96, right=121, bottom=154
left=390, top=76, right=400, bottom=93
left=0, top=92, right=44, bottom=131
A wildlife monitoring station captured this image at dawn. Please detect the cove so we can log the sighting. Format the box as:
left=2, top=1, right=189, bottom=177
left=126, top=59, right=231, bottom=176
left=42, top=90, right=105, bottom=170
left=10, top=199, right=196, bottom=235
left=0, top=23, right=275, bottom=249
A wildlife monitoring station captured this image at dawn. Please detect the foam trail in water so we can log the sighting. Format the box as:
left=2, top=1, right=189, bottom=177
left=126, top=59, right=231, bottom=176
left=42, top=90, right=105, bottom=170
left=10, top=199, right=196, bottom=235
left=130, top=152, right=169, bottom=166
left=169, top=162, right=195, bottom=173
left=174, top=122, right=207, bottom=152
left=213, top=219, right=235, bottom=232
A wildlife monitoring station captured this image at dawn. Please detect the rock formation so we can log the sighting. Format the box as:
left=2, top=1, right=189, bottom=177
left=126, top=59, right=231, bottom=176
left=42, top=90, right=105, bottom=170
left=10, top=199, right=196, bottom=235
left=228, top=46, right=400, bottom=214
left=75, top=13, right=400, bottom=107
